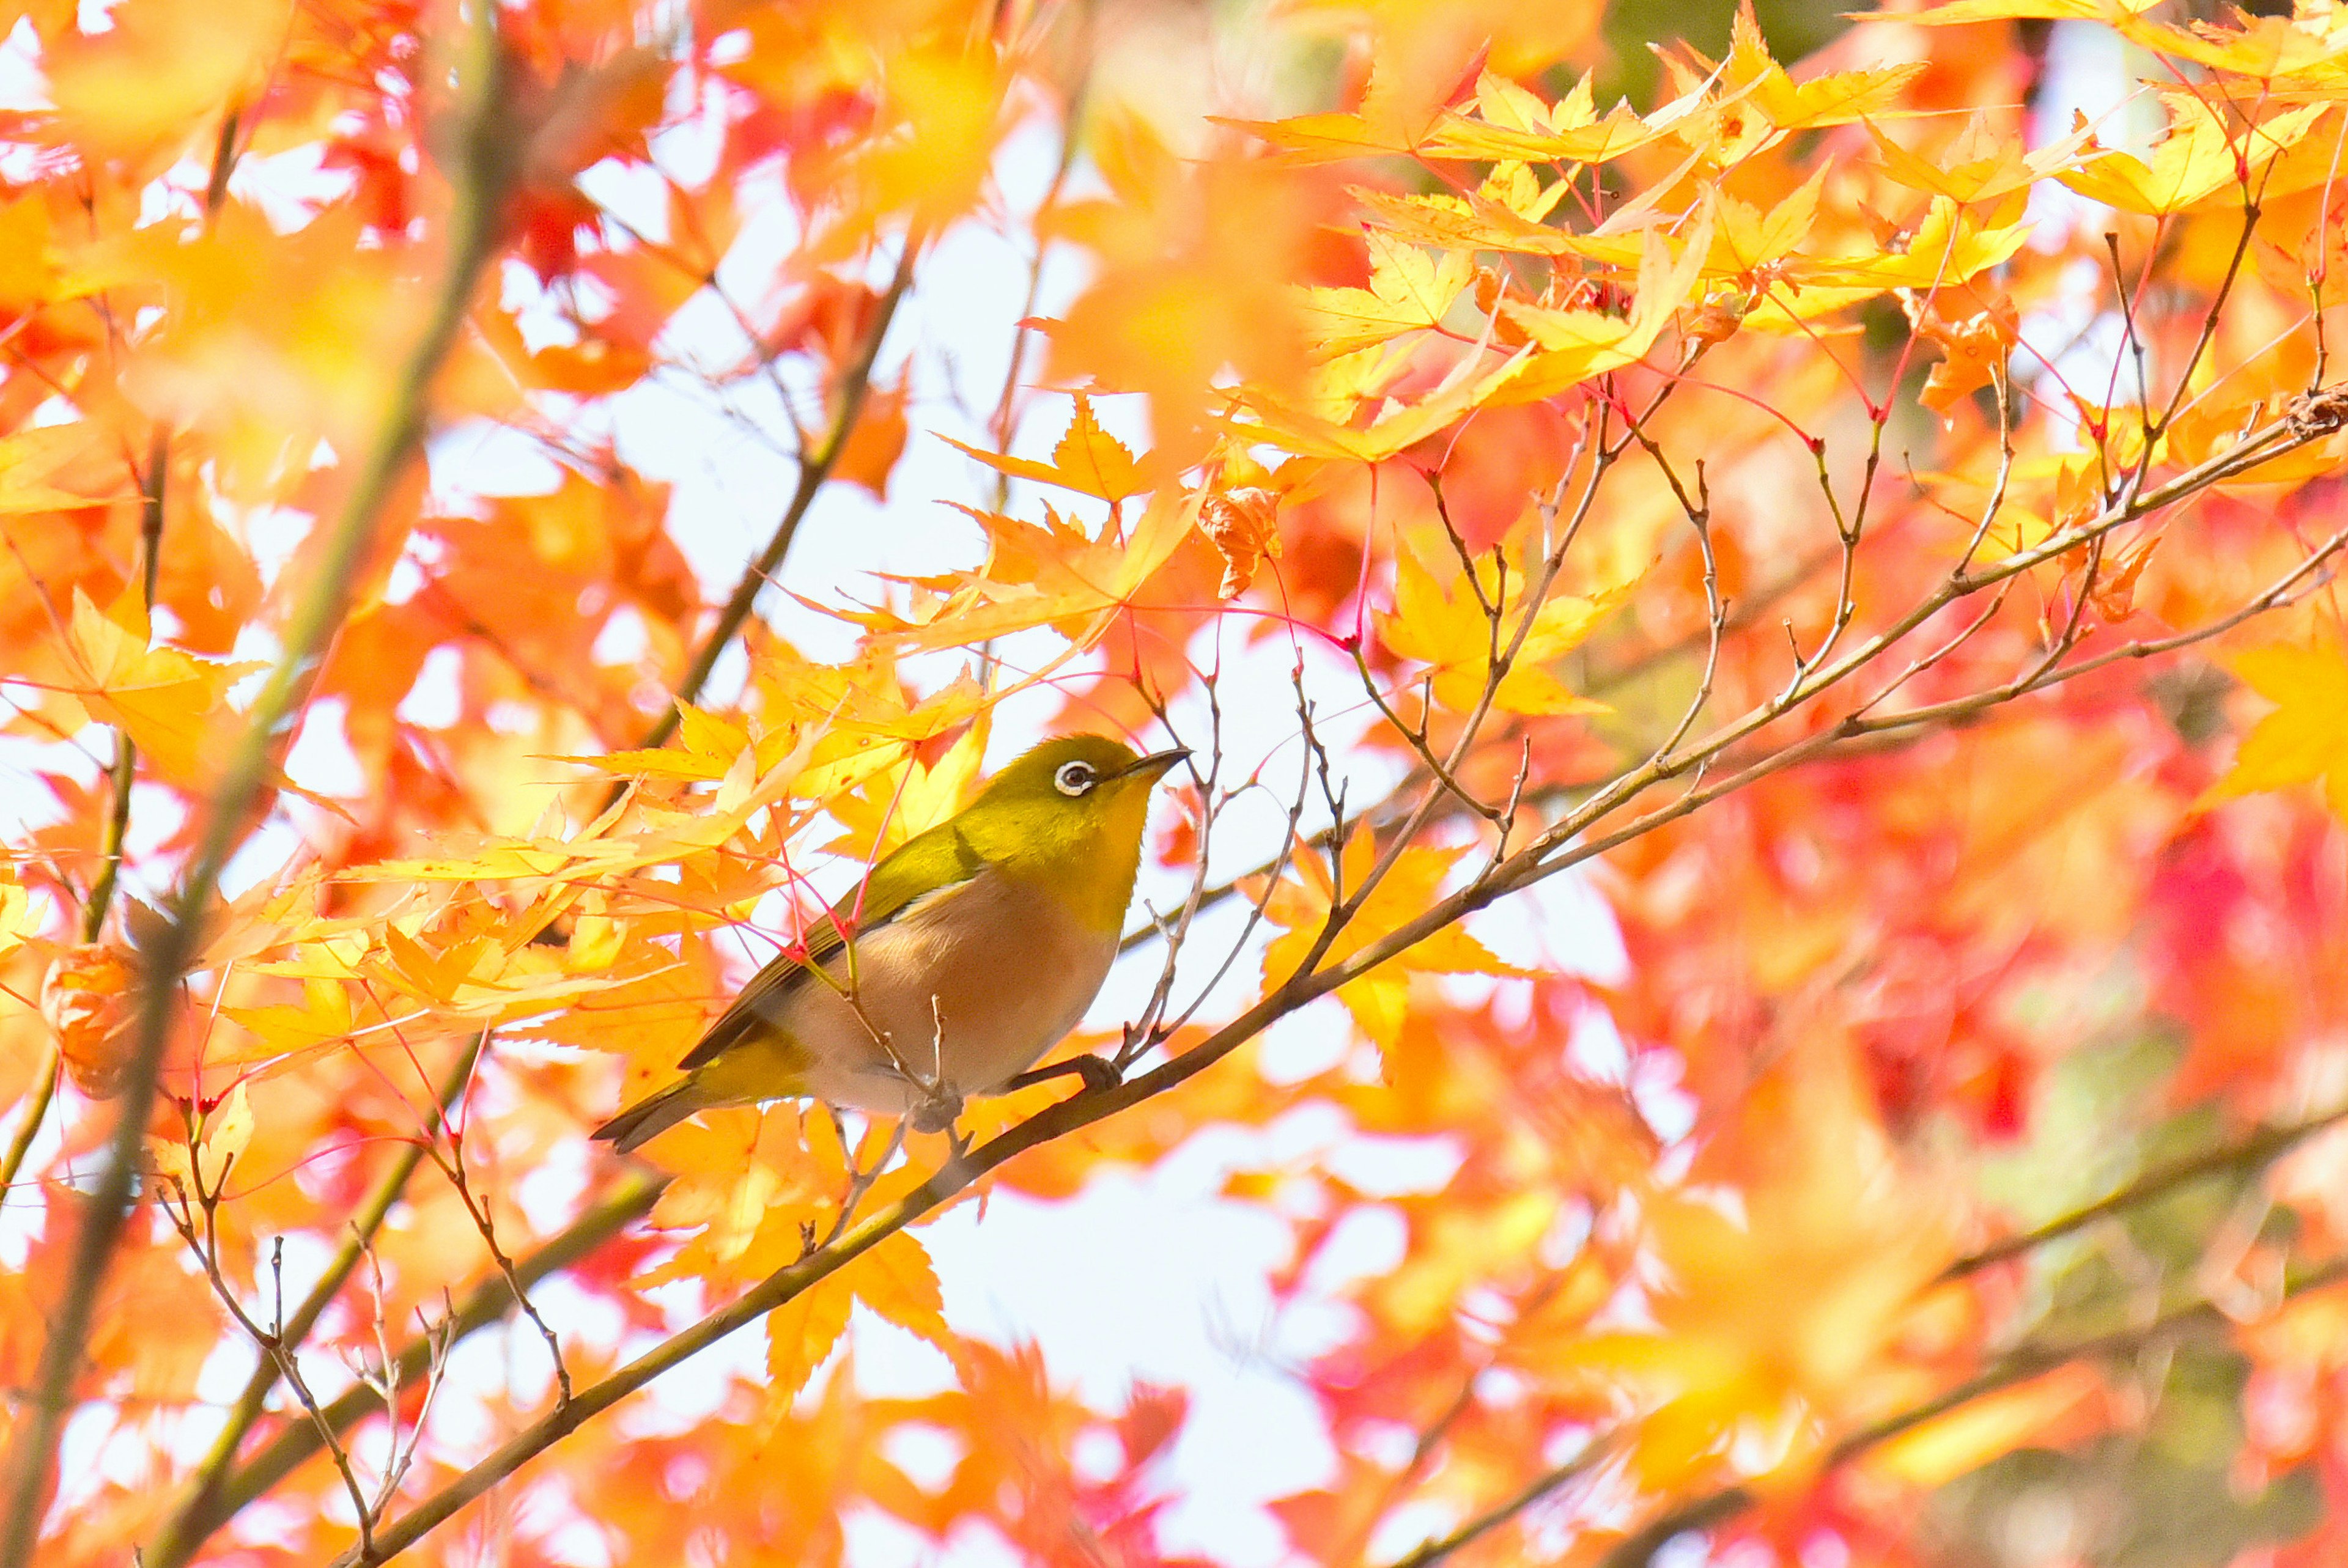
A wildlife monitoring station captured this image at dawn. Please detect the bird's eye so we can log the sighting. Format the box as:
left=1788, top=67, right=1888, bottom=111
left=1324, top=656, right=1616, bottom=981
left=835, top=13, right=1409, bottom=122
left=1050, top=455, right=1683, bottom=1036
left=1054, top=760, right=1098, bottom=797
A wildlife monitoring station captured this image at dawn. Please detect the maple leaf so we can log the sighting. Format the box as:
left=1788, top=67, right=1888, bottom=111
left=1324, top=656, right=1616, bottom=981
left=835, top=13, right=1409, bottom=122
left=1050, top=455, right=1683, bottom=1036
left=942, top=392, right=1151, bottom=503
left=766, top=1232, right=951, bottom=1407
left=766, top=1281, right=854, bottom=1404
left=0, top=880, right=37, bottom=963
left=1209, top=111, right=1423, bottom=167
left=1196, top=485, right=1282, bottom=600
left=1909, top=286, right=2020, bottom=414
left=1375, top=530, right=1630, bottom=716
left=1494, top=201, right=1715, bottom=405
left=1548, top=1046, right=1956, bottom=1487
left=1867, top=116, right=2099, bottom=208
left=2058, top=97, right=2327, bottom=215
left=2110, top=9, right=2348, bottom=78
left=1298, top=232, right=1475, bottom=359
left=824, top=718, right=989, bottom=860
left=1897, top=0, right=2161, bottom=23
left=843, top=488, right=1195, bottom=655
left=1722, top=2, right=1925, bottom=132
left=41, top=943, right=135, bottom=1098
left=1262, top=836, right=1527, bottom=1051
left=2200, top=644, right=2348, bottom=819
left=55, top=589, right=263, bottom=792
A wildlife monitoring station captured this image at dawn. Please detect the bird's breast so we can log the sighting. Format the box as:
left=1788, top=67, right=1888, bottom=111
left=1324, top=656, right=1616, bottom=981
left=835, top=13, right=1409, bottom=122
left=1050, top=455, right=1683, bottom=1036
left=773, top=865, right=1118, bottom=1113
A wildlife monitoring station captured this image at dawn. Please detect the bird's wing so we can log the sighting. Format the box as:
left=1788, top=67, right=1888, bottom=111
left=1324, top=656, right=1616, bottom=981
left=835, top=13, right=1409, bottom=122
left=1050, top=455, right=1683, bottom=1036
left=675, top=819, right=987, bottom=1070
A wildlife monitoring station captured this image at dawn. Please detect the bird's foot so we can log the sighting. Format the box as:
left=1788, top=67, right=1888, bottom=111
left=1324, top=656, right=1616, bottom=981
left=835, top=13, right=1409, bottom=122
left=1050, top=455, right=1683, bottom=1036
left=909, top=1088, right=964, bottom=1135
left=1006, top=1055, right=1120, bottom=1095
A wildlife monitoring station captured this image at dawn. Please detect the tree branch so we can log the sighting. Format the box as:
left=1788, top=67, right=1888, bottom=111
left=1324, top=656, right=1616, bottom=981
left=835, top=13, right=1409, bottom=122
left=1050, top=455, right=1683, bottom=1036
left=144, top=1032, right=487, bottom=1568
left=1384, top=1439, right=1615, bottom=1568
left=0, top=431, right=169, bottom=1209
left=1941, top=1102, right=2348, bottom=1284
left=300, top=386, right=2348, bottom=1566
left=0, top=16, right=520, bottom=1563
left=1593, top=1252, right=2348, bottom=1568
left=635, top=234, right=921, bottom=753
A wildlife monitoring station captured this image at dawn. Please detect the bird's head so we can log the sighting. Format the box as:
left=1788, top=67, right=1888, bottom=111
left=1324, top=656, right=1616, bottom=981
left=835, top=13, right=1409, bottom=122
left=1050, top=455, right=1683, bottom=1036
left=957, top=735, right=1190, bottom=922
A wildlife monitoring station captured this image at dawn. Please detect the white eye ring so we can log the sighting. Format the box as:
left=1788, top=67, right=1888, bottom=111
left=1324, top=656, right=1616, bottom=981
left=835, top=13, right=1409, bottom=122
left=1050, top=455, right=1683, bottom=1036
left=1054, top=760, right=1098, bottom=797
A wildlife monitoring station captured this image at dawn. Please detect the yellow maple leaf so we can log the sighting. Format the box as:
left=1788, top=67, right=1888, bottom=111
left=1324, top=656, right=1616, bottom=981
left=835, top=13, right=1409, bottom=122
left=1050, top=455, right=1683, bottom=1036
left=2199, top=644, right=2348, bottom=819
left=59, top=589, right=262, bottom=791
left=0, top=879, right=37, bottom=963
left=1721, top=1, right=1925, bottom=131
left=848, top=488, right=1195, bottom=655
left=2111, top=7, right=2348, bottom=78
left=1495, top=201, right=1714, bottom=405
left=1545, top=1045, right=1955, bottom=1489
left=2058, top=97, right=2326, bottom=215
left=1262, top=836, right=1527, bottom=1051
left=765, top=1232, right=951, bottom=1407
left=1375, top=529, right=1629, bottom=716
left=942, top=392, right=1151, bottom=504
left=849, top=1232, right=952, bottom=1352
left=1867, top=116, right=2098, bottom=208
left=1209, top=110, right=1423, bottom=167
left=1899, top=0, right=2159, bottom=24
left=1297, top=232, right=1474, bottom=359
left=825, top=718, right=991, bottom=862
left=767, top=1278, right=855, bottom=1405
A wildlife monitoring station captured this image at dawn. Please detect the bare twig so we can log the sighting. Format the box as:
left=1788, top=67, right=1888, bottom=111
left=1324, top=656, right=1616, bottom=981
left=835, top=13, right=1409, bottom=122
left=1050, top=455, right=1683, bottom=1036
left=635, top=234, right=922, bottom=755
left=147, top=1169, right=662, bottom=1568
left=146, top=1032, right=488, bottom=1567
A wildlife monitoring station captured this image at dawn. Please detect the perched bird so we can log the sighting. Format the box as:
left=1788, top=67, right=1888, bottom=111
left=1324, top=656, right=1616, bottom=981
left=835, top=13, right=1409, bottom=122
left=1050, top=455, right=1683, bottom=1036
left=593, top=734, right=1188, bottom=1152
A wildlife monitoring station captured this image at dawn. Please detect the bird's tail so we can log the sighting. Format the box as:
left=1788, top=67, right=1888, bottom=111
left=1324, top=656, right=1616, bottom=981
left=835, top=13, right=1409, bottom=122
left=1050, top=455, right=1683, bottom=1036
left=592, top=1074, right=706, bottom=1153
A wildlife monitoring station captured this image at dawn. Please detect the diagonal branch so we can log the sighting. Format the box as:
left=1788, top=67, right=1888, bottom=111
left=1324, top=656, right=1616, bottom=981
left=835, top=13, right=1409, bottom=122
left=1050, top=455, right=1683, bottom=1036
left=1941, top=1102, right=2348, bottom=1283
left=264, top=386, right=2348, bottom=1567
left=635, top=235, right=922, bottom=753
left=0, top=430, right=169, bottom=1207
left=0, top=16, right=522, bottom=1565
left=1591, top=1251, right=2348, bottom=1568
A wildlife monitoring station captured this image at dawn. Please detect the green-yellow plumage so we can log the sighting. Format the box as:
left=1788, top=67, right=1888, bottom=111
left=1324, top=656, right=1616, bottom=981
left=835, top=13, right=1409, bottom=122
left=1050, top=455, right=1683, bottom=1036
left=592, top=735, right=1186, bottom=1151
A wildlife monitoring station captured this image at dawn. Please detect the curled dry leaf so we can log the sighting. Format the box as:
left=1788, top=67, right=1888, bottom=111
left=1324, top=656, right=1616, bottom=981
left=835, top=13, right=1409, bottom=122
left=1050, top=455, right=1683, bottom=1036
left=1197, top=485, right=1282, bottom=598
left=1907, top=285, right=2019, bottom=416
left=41, top=942, right=136, bottom=1099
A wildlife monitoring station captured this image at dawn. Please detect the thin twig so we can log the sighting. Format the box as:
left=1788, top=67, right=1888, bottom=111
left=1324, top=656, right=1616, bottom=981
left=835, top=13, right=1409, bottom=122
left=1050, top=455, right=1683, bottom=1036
left=633, top=234, right=922, bottom=756
left=146, top=1170, right=663, bottom=1568
left=146, top=1032, right=488, bottom=1567
left=1940, top=1102, right=2348, bottom=1284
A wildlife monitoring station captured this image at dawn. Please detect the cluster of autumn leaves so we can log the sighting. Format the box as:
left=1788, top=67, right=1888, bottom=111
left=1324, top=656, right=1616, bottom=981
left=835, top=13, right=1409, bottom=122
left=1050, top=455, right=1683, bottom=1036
left=4, top=0, right=2348, bottom=1563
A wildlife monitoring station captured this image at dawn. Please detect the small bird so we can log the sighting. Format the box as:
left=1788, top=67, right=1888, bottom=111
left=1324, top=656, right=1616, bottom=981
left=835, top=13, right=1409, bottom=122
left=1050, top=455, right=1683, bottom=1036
left=593, top=734, right=1188, bottom=1151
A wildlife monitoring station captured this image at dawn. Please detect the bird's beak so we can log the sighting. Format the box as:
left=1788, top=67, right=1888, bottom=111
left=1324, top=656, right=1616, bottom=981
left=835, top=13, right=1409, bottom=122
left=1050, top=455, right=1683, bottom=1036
left=1118, top=747, right=1191, bottom=784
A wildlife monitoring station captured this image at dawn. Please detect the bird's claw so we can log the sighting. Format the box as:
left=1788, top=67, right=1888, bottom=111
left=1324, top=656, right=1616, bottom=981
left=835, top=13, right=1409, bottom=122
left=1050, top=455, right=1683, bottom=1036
left=909, top=1089, right=964, bottom=1135
left=1005, top=1055, right=1121, bottom=1095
